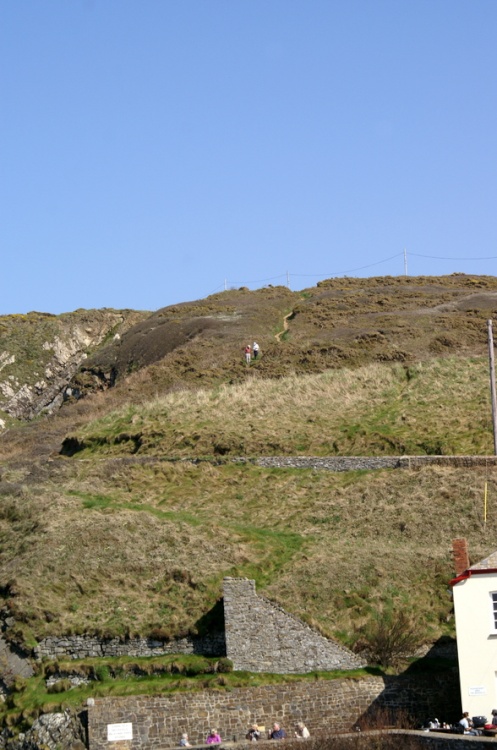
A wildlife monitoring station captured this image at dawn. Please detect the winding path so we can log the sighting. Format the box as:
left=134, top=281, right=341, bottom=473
left=275, top=311, right=293, bottom=342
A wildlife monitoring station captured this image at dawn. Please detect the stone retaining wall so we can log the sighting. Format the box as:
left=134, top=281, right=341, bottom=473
left=256, top=457, right=402, bottom=471
left=223, top=578, right=363, bottom=673
left=87, top=672, right=461, bottom=750
left=256, top=456, right=497, bottom=472
left=406, top=734, right=497, bottom=750
left=34, top=633, right=225, bottom=661
left=35, top=580, right=362, bottom=675
left=83, top=455, right=497, bottom=473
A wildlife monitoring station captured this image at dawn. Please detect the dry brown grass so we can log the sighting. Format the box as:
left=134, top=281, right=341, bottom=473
left=2, top=275, right=497, bottom=650
left=1, top=453, right=496, bottom=647
left=66, top=355, right=493, bottom=457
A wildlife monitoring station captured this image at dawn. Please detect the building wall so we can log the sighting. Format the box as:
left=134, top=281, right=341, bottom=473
left=223, top=578, right=364, bottom=673
left=87, top=673, right=460, bottom=750
left=452, top=572, right=497, bottom=717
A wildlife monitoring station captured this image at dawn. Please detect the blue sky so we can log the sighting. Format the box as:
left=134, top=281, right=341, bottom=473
left=1, top=1, right=496, bottom=315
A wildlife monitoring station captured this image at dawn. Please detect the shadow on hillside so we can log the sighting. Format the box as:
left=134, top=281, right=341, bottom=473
left=354, top=638, right=460, bottom=730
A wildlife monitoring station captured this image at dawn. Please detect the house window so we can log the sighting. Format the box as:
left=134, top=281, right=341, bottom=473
left=491, top=593, right=497, bottom=630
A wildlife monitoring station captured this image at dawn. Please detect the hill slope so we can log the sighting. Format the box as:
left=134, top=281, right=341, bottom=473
left=65, top=273, right=497, bottom=406
left=1, top=274, right=497, bottom=653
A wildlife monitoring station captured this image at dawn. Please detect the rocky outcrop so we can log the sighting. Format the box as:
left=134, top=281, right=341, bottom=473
left=0, top=309, right=147, bottom=424
left=0, top=710, right=86, bottom=750
left=0, top=635, right=33, bottom=694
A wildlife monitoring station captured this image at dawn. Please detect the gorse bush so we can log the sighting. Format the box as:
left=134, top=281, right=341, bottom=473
left=355, top=610, right=426, bottom=668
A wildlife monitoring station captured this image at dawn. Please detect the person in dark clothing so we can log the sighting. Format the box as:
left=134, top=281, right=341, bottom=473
left=246, top=724, right=261, bottom=741
left=269, top=723, right=286, bottom=740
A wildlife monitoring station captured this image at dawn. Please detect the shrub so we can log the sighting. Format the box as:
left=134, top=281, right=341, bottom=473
left=216, top=657, right=233, bottom=673
left=11, top=677, right=27, bottom=693
left=355, top=609, right=425, bottom=668
left=47, top=679, right=72, bottom=694
left=95, top=665, right=111, bottom=682
left=184, top=658, right=211, bottom=676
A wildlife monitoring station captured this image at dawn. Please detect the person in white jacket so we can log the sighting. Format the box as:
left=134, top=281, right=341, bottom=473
left=295, top=723, right=310, bottom=739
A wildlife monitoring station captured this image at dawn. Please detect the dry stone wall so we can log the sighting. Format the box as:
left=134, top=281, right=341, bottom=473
left=87, top=672, right=460, bottom=750
left=223, top=578, right=364, bottom=673
left=256, top=457, right=402, bottom=471
left=34, top=580, right=362, bottom=674
left=256, top=456, right=497, bottom=471
left=34, top=633, right=225, bottom=661
left=90, top=454, right=497, bottom=473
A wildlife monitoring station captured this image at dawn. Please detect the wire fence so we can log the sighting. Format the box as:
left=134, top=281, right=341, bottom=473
left=205, top=252, right=497, bottom=296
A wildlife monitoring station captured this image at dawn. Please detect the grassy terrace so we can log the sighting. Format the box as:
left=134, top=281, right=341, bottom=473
left=65, top=356, right=492, bottom=457
left=3, top=652, right=451, bottom=731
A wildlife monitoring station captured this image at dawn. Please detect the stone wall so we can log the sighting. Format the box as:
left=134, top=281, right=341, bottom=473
left=88, top=454, right=497, bottom=474
left=223, top=578, right=363, bottom=673
left=256, top=457, right=402, bottom=471
left=256, top=456, right=497, bottom=472
left=34, top=633, right=225, bottom=661
left=34, top=580, right=363, bottom=674
left=404, top=736, right=497, bottom=750
left=87, top=672, right=460, bottom=750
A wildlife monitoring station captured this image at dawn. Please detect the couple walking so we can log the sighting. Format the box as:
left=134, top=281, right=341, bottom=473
left=244, top=342, right=260, bottom=364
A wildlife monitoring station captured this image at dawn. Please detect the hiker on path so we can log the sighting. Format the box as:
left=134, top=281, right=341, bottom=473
left=244, top=344, right=251, bottom=364
left=253, top=342, right=260, bottom=359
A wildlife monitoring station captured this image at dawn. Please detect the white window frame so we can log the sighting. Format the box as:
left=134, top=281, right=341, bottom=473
left=490, top=592, right=497, bottom=632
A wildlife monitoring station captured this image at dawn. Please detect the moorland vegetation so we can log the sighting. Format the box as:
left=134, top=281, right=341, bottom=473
left=1, top=274, right=497, bottom=724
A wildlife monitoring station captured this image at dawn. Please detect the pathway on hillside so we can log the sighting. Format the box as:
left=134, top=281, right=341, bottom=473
left=275, top=311, right=293, bottom=342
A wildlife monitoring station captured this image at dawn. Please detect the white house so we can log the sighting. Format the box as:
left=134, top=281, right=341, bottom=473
left=451, top=538, right=497, bottom=718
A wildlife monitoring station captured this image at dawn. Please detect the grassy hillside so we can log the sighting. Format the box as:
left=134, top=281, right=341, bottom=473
left=64, top=273, right=497, bottom=409
left=1, top=274, right=497, bottom=655
left=1, top=359, right=496, bottom=651
left=3, top=451, right=494, bottom=646
left=62, top=357, right=493, bottom=458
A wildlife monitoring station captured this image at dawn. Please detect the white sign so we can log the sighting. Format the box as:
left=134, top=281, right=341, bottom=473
left=468, top=686, right=487, bottom=696
left=107, top=723, right=133, bottom=741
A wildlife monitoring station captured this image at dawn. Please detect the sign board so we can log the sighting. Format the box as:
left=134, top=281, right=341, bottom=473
left=468, top=686, right=487, bottom=696
left=107, top=723, right=133, bottom=741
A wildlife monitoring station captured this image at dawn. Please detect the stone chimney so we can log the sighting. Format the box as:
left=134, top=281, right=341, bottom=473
left=452, top=538, right=470, bottom=576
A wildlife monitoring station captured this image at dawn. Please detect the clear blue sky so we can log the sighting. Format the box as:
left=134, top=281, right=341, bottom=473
left=1, top=1, right=496, bottom=315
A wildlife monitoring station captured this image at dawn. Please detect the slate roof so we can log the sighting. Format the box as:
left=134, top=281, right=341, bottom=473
left=470, top=551, right=497, bottom=570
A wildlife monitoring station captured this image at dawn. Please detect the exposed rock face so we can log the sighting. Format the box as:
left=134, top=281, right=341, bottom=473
left=0, top=635, right=33, bottom=695
left=0, top=309, right=147, bottom=425
left=0, top=710, right=86, bottom=750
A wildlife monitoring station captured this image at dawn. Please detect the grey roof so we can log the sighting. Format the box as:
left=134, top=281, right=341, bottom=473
left=470, top=551, right=497, bottom=570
